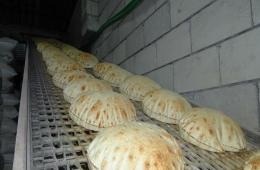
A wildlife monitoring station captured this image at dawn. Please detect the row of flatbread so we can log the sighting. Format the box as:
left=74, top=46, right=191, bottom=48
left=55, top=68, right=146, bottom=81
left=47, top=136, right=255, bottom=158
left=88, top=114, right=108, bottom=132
left=34, top=38, right=98, bottom=69
left=34, top=39, right=257, bottom=170
left=35, top=40, right=185, bottom=169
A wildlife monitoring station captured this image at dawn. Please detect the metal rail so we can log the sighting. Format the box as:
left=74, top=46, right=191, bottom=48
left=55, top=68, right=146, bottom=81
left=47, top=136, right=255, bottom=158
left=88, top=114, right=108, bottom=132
left=14, top=44, right=259, bottom=170
left=13, top=43, right=29, bottom=170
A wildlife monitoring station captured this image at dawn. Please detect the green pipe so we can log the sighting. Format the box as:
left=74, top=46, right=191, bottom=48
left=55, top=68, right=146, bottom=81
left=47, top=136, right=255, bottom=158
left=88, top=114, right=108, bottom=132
left=84, top=0, right=143, bottom=49
left=97, top=0, right=143, bottom=34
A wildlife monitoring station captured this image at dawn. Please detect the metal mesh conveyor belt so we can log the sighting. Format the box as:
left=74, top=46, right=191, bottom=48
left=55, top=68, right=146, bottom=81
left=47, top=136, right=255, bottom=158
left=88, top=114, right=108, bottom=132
left=29, top=46, right=258, bottom=170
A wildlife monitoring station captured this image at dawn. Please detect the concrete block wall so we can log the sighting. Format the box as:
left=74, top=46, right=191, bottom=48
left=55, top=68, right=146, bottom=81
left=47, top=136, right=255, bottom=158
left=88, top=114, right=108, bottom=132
left=91, top=0, right=260, bottom=135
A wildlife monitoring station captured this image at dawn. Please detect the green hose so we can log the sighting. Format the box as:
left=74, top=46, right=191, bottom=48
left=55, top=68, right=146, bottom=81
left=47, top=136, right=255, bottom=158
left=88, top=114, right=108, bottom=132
left=97, top=0, right=143, bottom=34
left=84, top=0, right=143, bottom=49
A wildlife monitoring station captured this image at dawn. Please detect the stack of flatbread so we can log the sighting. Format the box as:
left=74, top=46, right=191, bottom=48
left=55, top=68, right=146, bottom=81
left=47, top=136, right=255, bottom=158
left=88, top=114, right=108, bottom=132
left=93, top=62, right=132, bottom=87
left=142, top=89, right=192, bottom=124
left=120, top=75, right=161, bottom=101
left=179, top=108, right=246, bottom=152
left=87, top=122, right=184, bottom=170
left=53, top=70, right=93, bottom=89
left=69, top=91, right=136, bottom=131
left=37, top=44, right=84, bottom=76
left=63, top=78, right=112, bottom=103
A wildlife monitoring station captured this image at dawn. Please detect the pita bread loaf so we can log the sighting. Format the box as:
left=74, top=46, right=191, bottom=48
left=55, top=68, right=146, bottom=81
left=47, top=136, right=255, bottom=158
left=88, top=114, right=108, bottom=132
left=101, top=67, right=132, bottom=87
left=47, top=60, right=84, bottom=76
left=45, top=54, right=70, bottom=67
left=69, top=91, right=136, bottom=131
left=244, top=152, right=260, bottom=170
left=93, top=62, right=117, bottom=78
left=61, top=44, right=99, bottom=67
left=76, top=52, right=99, bottom=68
left=46, top=39, right=64, bottom=48
left=42, top=45, right=61, bottom=57
left=142, top=89, right=192, bottom=124
left=63, top=78, right=112, bottom=103
left=60, top=44, right=79, bottom=57
left=179, top=108, right=246, bottom=152
left=120, top=75, right=161, bottom=101
left=37, top=42, right=52, bottom=53
left=53, top=70, right=93, bottom=89
left=87, top=122, right=184, bottom=170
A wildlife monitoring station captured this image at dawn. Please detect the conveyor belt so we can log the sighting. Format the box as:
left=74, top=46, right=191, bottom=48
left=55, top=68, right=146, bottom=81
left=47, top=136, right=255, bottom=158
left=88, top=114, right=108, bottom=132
left=29, top=46, right=258, bottom=170
left=29, top=47, right=96, bottom=170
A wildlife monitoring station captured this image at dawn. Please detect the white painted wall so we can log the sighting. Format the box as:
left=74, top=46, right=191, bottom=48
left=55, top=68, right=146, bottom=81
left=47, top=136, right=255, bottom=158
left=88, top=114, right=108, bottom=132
left=90, top=0, right=260, bottom=135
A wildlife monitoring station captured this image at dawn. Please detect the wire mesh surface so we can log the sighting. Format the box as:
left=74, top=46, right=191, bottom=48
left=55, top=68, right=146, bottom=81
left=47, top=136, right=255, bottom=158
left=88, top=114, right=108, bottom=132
left=29, top=48, right=96, bottom=170
left=29, top=46, right=258, bottom=170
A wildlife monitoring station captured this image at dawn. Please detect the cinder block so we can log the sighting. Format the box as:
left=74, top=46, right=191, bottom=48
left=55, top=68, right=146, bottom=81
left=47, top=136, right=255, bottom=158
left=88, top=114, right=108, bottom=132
left=92, top=48, right=100, bottom=59
left=155, top=0, right=167, bottom=9
left=99, top=7, right=110, bottom=25
left=107, top=28, right=119, bottom=52
left=99, top=40, right=109, bottom=58
left=100, top=24, right=114, bottom=42
left=134, top=0, right=156, bottom=26
left=86, top=0, right=98, bottom=16
left=119, top=13, right=136, bottom=42
left=146, top=70, right=157, bottom=81
left=191, top=0, right=251, bottom=51
left=170, top=0, right=213, bottom=27
left=99, top=0, right=120, bottom=25
left=252, top=0, right=260, bottom=25
left=98, top=0, right=109, bottom=15
left=146, top=64, right=174, bottom=90
left=126, top=25, right=145, bottom=57
left=135, top=44, right=157, bottom=74
left=144, top=3, right=171, bottom=45
left=156, top=22, right=191, bottom=67
left=120, top=56, right=136, bottom=74
left=113, top=40, right=126, bottom=64
left=174, top=47, right=220, bottom=93
left=83, top=15, right=99, bottom=31
left=104, top=53, right=114, bottom=63
left=111, top=0, right=125, bottom=16
left=105, top=0, right=121, bottom=17
left=183, top=83, right=259, bottom=134
left=94, top=34, right=104, bottom=48
left=220, top=27, right=260, bottom=85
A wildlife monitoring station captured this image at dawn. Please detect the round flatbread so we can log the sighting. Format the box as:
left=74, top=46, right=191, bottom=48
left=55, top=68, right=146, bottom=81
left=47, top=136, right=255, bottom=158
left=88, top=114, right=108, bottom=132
left=142, top=89, right=192, bottom=124
left=63, top=78, right=112, bottom=103
left=94, top=62, right=133, bottom=87
left=76, top=52, right=99, bottom=68
left=87, top=122, right=184, bottom=170
left=69, top=91, right=136, bottom=131
left=179, top=108, right=246, bottom=152
left=53, top=70, right=93, bottom=89
left=47, top=60, right=84, bottom=76
left=101, top=67, right=132, bottom=87
left=93, top=62, right=117, bottom=78
left=244, top=152, right=260, bottom=170
left=120, top=75, right=161, bottom=101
